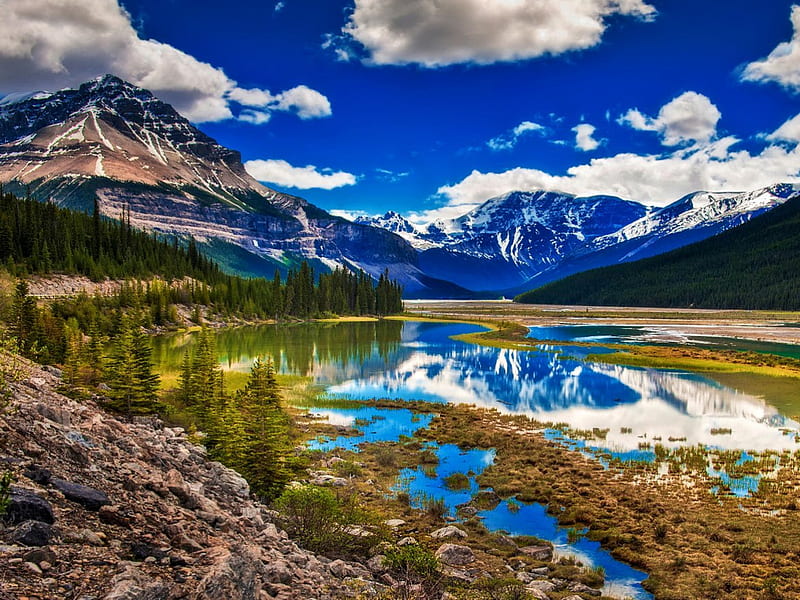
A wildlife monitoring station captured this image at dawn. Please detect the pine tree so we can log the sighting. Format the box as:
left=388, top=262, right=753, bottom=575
left=236, top=356, right=291, bottom=500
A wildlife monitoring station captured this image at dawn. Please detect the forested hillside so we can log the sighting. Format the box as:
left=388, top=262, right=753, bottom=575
left=0, top=189, right=403, bottom=320
left=515, top=196, right=800, bottom=310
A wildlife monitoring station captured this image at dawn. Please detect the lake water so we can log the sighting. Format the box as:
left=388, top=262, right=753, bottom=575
left=527, top=324, right=800, bottom=359
left=152, top=319, right=800, bottom=600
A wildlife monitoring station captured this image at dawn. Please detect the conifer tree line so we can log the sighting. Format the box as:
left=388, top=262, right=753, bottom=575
left=0, top=189, right=403, bottom=321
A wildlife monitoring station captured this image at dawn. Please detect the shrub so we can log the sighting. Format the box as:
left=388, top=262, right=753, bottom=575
left=375, top=446, right=397, bottom=467
left=417, top=493, right=447, bottom=520
left=443, top=472, right=470, bottom=491
left=332, top=460, right=362, bottom=478
left=273, top=485, right=383, bottom=556
left=383, top=545, right=441, bottom=600
left=0, top=471, right=13, bottom=518
left=471, top=577, right=529, bottom=600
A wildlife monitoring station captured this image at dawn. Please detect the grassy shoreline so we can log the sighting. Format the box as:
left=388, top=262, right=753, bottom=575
left=293, top=396, right=800, bottom=599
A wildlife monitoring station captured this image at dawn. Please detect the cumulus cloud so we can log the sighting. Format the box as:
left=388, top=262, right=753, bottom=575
left=620, top=91, right=721, bottom=146
left=742, top=5, right=800, bottom=92
left=227, top=85, right=332, bottom=120
left=0, top=0, right=331, bottom=123
left=767, top=113, right=800, bottom=142
left=424, top=138, right=800, bottom=221
left=487, top=121, right=546, bottom=151
left=332, top=0, right=656, bottom=67
left=244, top=159, right=357, bottom=190
left=572, top=123, right=601, bottom=151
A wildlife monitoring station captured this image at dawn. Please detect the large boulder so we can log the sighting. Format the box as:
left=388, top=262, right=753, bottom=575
left=519, top=545, right=553, bottom=562
left=430, top=526, right=468, bottom=540
left=51, top=478, right=110, bottom=511
left=6, top=487, right=55, bottom=524
left=435, top=543, right=475, bottom=566
left=12, top=520, right=53, bottom=546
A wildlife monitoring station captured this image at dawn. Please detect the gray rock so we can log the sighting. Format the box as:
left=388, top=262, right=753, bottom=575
left=518, top=545, right=553, bottom=562
left=430, top=526, right=468, bottom=540
left=12, top=520, right=53, bottom=546
left=526, top=589, right=549, bottom=600
left=435, top=544, right=475, bottom=566
left=264, top=560, right=293, bottom=584
left=568, top=581, right=602, bottom=596
left=51, top=478, right=110, bottom=511
left=6, top=487, right=55, bottom=524
left=397, top=537, right=417, bottom=546
left=384, top=519, right=406, bottom=528
left=526, top=580, right=556, bottom=593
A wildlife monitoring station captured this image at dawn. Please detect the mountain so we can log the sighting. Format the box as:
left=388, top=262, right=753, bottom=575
left=356, top=185, right=797, bottom=295
left=395, top=190, right=648, bottom=291
left=0, top=75, right=462, bottom=297
left=515, top=193, right=800, bottom=310
left=506, top=183, right=799, bottom=295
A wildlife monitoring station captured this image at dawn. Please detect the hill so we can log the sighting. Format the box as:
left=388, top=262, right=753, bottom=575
left=515, top=195, right=800, bottom=310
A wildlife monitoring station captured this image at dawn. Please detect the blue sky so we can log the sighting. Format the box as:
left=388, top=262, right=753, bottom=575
left=2, top=0, right=800, bottom=222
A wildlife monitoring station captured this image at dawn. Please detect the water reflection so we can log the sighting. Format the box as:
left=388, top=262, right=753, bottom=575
left=152, top=320, right=799, bottom=451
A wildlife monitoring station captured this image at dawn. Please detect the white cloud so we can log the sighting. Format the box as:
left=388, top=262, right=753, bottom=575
left=767, top=113, right=800, bottom=142
left=238, top=110, right=272, bottom=125
left=620, top=91, right=721, bottom=146
left=742, top=5, right=800, bottom=92
left=330, top=209, right=373, bottom=221
left=333, top=0, right=656, bottom=67
left=425, top=138, right=800, bottom=221
left=274, top=1, right=286, bottom=12
left=572, top=123, right=600, bottom=151
left=0, top=0, right=331, bottom=123
left=487, top=121, right=545, bottom=151
left=274, top=85, right=332, bottom=119
left=244, top=159, right=357, bottom=190
left=227, top=84, right=332, bottom=120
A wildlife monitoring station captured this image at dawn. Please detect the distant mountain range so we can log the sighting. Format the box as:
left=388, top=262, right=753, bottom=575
left=515, top=193, right=800, bottom=310
left=0, top=75, right=797, bottom=301
left=357, top=185, right=798, bottom=293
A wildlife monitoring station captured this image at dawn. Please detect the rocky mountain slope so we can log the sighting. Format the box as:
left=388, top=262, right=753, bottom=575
left=0, top=358, right=383, bottom=600
left=0, top=75, right=461, bottom=297
left=359, top=185, right=798, bottom=294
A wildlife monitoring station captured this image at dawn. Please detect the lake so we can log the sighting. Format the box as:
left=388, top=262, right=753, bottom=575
left=151, top=319, right=800, bottom=599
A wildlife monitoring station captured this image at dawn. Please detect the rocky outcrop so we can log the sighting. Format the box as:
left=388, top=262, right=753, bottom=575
left=0, top=359, right=380, bottom=599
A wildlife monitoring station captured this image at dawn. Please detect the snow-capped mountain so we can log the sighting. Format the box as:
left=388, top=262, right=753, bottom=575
left=414, top=191, right=647, bottom=290
left=357, top=186, right=799, bottom=293
left=0, top=75, right=465, bottom=297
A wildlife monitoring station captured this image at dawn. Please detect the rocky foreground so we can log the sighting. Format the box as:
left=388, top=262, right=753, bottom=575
left=0, top=359, right=382, bottom=600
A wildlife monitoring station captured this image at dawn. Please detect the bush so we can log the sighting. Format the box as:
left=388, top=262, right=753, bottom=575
left=443, top=472, right=470, bottom=491
left=332, top=460, right=362, bottom=478
left=0, top=471, right=13, bottom=518
left=375, top=446, right=397, bottom=468
left=418, top=493, right=447, bottom=520
left=383, top=545, right=442, bottom=600
left=470, top=577, right=529, bottom=600
left=273, top=485, right=383, bottom=556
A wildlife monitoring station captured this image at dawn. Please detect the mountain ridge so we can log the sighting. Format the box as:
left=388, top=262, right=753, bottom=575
left=0, top=75, right=465, bottom=297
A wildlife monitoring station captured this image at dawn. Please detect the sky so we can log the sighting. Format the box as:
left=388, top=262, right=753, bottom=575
left=1, top=0, right=800, bottom=224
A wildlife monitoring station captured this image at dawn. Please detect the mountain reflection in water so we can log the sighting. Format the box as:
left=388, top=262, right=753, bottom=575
left=152, top=320, right=798, bottom=451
